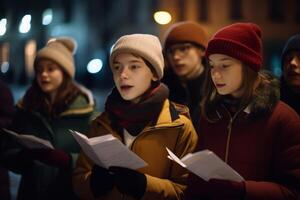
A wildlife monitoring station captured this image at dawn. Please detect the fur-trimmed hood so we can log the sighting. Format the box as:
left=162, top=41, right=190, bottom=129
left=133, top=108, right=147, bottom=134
left=215, top=71, right=280, bottom=120
left=248, top=70, right=280, bottom=117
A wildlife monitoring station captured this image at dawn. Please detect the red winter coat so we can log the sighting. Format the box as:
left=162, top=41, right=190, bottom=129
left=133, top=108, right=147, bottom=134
left=187, top=74, right=300, bottom=200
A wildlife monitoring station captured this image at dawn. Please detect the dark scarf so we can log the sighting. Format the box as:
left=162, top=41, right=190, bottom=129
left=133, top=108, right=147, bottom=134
left=105, top=83, right=169, bottom=136
left=221, top=95, right=243, bottom=116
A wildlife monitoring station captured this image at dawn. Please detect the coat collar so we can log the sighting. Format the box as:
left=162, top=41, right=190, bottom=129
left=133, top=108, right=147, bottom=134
left=216, top=71, right=280, bottom=120
left=17, top=84, right=95, bottom=117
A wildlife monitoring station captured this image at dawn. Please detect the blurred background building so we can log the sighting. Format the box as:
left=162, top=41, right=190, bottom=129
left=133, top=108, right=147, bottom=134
left=159, top=0, right=300, bottom=77
left=0, top=0, right=299, bottom=108
left=0, top=0, right=161, bottom=108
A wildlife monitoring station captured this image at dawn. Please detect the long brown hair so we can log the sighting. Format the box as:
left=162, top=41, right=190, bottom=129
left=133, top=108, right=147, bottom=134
left=22, top=69, right=83, bottom=118
left=201, top=63, right=259, bottom=122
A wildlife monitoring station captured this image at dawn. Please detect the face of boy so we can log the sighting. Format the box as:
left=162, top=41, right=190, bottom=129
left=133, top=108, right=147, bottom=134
left=167, top=43, right=204, bottom=77
left=209, top=54, right=244, bottom=98
left=111, top=53, right=158, bottom=104
left=283, top=51, right=300, bottom=90
left=36, top=58, right=64, bottom=96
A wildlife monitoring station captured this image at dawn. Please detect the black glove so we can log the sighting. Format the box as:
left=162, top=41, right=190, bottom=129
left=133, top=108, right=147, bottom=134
left=186, top=173, right=245, bottom=200
left=28, top=148, right=71, bottom=169
left=0, top=149, right=33, bottom=173
left=109, top=166, right=146, bottom=199
left=90, top=165, right=114, bottom=198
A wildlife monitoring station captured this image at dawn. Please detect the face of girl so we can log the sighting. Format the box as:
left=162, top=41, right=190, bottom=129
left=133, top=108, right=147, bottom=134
left=111, top=53, right=158, bottom=104
left=209, top=54, right=244, bottom=98
left=36, top=58, right=64, bottom=96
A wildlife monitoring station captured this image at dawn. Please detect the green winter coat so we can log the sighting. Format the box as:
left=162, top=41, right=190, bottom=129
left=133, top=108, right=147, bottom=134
left=3, top=88, right=98, bottom=200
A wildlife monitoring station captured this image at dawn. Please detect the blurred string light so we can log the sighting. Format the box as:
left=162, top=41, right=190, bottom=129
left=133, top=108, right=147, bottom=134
left=19, top=14, right=31, bottom=33
left=0, top=18, right=7, bottom=36
left=153, top=11, right=172, bottom=25
left=42, top=9, right=53, bottom=25
left=87, top=59, right=103, bottom=74
left=271, top=54, right=281, bottom=77
left=1, top=62, right=9, bottom=73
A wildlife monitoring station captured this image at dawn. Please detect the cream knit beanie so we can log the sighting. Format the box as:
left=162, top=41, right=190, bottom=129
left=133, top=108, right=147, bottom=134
left=35, top=37, right=77, bottom=78
left=110, top=34, right=164, bottom=79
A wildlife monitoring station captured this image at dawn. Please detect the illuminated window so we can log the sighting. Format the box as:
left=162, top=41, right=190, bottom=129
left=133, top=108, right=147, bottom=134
left=24, top=40, right=36, bottom=77
left=0, top=42, right=10, bottom=74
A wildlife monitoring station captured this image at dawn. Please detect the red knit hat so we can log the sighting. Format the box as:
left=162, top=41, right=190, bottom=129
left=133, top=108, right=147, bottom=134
left=163, top=21, right=208, bottom=50
left=206, top=23, right=262, bottom=72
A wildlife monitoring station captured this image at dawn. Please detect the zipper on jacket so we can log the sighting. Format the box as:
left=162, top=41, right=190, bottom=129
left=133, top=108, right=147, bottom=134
left=225, top=117, right=233, bottom=163
left=223, top=106, right=245, bottom=163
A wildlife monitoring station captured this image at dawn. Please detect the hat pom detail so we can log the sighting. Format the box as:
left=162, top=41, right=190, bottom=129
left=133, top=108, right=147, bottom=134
left=48, top=37, right=77, bottom=55
left=35, top=36, right=77, bottom=78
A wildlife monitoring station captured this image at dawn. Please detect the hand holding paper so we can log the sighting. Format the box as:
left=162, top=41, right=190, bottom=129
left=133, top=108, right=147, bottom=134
left=2, top=128, right=54, bottom=149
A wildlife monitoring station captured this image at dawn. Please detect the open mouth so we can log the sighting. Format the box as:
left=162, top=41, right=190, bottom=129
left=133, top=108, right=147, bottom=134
left=120, top=85, right=133, bottom=91
left=216, top=83, right=226, bottom=88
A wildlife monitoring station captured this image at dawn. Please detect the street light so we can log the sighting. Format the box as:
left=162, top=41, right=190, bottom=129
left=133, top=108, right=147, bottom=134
left=19, top=14, right=31, bottom=33
left=153, top=11, right=172, bottom=25
left=0, top=18, right=7, bottom=36
left=87, top=59, right=103, bottom=74
left=42, top=9, right=53, bottom=25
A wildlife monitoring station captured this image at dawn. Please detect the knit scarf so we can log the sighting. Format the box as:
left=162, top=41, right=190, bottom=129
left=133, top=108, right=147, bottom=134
left=105, top=83, right=169, bottom=136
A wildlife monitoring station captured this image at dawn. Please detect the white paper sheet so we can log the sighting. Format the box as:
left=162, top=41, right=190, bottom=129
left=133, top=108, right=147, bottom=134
left=2, top=128, right=54, bottom=149
left=166, top=147, right=244, bottom=182
left=70, top=130, right=148, bottom=170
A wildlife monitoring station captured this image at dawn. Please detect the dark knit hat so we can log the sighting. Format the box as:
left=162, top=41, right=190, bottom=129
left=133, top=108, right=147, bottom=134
left=281, top=34, right=300, bottom=64
left=206, top=23, right=262, bottom=72
left=163, top=21, right=208, bottom=50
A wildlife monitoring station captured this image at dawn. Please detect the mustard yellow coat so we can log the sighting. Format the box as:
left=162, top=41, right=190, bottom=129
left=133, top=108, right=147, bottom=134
left=73, top=99, right=198, bottom=200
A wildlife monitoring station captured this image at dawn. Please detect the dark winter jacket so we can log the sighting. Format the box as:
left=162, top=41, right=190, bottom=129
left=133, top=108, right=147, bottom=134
left=1, top=87, right=98, bottom=200
left=0, top=79, right=14, bottom=127
left=187, top=73, right=300, bottom=200
left=162, top=69, right=206, bottom=124
left=0, top=79, right=14, bottom=200
left=280, top=76, right=300, bottom=115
